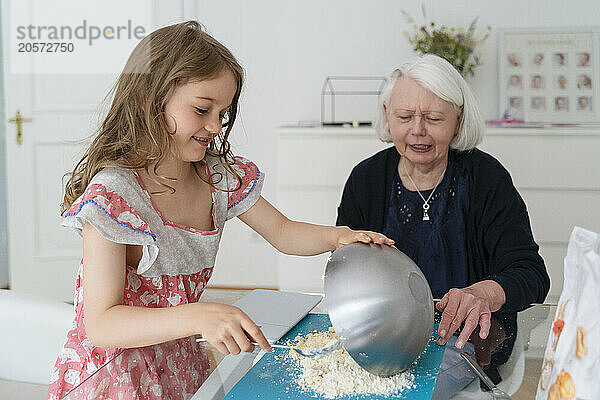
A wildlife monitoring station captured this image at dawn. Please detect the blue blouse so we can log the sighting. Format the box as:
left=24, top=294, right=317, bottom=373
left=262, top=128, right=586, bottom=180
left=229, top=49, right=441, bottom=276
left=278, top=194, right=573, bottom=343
left=382, top=153, right=470, bottom=299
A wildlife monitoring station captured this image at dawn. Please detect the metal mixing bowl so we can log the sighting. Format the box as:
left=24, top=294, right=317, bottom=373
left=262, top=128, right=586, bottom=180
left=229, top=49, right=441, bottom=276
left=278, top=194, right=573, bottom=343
left=324, top=243, right=434, bottom=377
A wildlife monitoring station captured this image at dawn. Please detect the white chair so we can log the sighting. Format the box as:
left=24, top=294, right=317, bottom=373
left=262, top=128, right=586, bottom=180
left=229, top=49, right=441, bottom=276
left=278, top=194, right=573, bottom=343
left=0, top=289, right=73, bottom=385
left=452, top=317, right=525, bottom=399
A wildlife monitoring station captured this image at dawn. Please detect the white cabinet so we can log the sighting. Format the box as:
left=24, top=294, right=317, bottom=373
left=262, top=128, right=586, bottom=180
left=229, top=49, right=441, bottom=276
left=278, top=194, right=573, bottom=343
left=275, top=127, right=388, bottom=293
left=276, top=126, right=600, bottom=302
left=479, top=128, right=600, bottom=302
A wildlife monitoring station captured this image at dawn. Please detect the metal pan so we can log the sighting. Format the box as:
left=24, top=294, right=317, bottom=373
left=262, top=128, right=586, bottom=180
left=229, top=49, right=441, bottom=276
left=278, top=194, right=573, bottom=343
left=324, top=243, right=434, bottom=377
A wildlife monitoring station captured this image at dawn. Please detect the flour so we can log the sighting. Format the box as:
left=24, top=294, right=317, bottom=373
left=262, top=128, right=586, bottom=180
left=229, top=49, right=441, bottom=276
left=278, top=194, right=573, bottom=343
left=288, top=328, right=414, bottom=398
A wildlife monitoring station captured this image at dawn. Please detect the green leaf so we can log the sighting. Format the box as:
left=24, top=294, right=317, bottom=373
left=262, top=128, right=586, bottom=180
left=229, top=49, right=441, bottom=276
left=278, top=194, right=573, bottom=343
left=467, top=17, right=478, bottom=36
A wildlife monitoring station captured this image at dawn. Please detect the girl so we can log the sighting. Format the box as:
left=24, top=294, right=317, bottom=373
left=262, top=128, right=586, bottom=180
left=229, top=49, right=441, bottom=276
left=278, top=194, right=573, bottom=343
left=48, top=21, right=392, bottom=399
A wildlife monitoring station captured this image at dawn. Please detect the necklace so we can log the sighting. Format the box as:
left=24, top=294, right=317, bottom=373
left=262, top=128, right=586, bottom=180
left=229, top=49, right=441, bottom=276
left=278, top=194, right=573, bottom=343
left=401, top=161, right=446, bottom=221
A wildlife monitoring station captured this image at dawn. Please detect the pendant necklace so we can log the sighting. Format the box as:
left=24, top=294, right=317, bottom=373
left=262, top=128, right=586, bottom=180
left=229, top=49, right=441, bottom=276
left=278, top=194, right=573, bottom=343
left=401, top=161, right=446, bottom=221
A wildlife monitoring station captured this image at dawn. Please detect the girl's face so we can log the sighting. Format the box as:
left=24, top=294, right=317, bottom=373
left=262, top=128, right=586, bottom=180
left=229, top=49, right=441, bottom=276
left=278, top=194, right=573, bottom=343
left=384, top=76, right=459, bottom=169
left=164, top=70, right=237, bottom=163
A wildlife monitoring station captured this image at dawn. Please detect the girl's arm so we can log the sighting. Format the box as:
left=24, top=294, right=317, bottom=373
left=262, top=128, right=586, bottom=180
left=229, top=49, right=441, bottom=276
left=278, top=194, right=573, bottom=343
left=82, top=222, right=270, bottom=353
left=238, top=196, right=394, bottom=255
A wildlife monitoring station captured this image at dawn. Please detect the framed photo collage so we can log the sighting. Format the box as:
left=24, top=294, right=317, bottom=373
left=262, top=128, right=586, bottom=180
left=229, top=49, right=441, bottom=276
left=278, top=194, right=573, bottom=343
left=499, top=28, right=600, bottom=123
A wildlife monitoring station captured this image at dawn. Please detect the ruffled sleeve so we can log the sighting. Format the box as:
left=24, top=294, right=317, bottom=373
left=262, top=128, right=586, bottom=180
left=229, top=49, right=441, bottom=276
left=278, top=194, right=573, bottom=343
left=62, top=181, right=159, bottom=273
left=226, top=156, right=264, bottom=220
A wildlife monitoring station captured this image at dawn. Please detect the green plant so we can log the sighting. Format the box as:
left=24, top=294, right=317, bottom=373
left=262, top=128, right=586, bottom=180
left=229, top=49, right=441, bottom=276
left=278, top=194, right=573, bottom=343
left=402, top=5, right=491, bottom=77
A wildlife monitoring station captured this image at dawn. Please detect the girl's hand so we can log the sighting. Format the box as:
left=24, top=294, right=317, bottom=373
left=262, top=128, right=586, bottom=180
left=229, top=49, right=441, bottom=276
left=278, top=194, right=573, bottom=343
left=435, top=280, right=506, bottom=349
left=335, top=226, right=395, bottom=248
left=196, top=302, right=271, bottom=355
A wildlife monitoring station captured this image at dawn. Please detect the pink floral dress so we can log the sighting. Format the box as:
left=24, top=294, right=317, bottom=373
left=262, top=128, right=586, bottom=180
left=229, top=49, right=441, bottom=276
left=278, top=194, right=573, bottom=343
left=47, top=155, right=264, bottom=400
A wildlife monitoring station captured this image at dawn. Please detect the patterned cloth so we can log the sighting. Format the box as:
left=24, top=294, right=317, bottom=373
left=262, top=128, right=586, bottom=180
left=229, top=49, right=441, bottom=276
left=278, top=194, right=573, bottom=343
left=47, top=155, right=264, bottom=400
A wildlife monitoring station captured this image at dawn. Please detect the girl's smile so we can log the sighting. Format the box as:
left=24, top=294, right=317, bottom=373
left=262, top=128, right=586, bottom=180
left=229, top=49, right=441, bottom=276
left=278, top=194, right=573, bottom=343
left=191, top=135, right=212, bottom=146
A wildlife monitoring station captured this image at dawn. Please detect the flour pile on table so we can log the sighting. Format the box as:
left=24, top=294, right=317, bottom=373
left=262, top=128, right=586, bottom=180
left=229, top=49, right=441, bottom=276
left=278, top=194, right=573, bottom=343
left=288, top=328, right=414, bottom=398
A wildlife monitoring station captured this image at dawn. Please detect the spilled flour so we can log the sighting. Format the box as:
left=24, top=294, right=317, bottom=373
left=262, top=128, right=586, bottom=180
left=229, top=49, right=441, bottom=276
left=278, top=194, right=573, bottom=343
left=288, top=328, right=414, bottom=398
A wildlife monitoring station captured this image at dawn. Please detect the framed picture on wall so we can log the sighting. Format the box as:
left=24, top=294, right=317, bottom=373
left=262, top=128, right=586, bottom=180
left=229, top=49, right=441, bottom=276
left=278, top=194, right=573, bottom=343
left=498, top=27, right=600, bottom=123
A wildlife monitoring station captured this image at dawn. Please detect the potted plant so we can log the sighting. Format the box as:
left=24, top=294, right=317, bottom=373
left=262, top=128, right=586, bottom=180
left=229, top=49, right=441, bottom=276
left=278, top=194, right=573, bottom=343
left=402, top=5, right=491, bottom=77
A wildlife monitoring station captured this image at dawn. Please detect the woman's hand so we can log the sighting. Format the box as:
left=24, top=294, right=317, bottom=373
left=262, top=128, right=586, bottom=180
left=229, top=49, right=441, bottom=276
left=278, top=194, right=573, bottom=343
left=435, top=280, right=506, bottom=349
left=335, top=226, right=395, bottom=248
left=196, top=302, right=271, bottom=355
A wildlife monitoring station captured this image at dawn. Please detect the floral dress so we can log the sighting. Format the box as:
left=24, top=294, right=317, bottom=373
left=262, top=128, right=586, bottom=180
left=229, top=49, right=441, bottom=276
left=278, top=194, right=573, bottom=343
left=47, top=155, right=264, bottom=400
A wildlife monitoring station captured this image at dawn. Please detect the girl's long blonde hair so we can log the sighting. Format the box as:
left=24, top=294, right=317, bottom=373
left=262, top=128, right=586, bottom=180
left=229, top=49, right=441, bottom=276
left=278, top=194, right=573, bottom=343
left=61, top=21, right=243, bottom=214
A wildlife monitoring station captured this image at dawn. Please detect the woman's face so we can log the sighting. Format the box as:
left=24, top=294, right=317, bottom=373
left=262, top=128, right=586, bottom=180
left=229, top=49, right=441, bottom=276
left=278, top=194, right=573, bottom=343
left=385, top=77, right=459, bottom=168
left=164, top=70, right=237, bottom=163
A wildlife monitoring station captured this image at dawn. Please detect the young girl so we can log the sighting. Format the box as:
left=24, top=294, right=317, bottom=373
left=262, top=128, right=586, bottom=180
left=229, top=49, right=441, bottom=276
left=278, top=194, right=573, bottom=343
left=47, top=21, right=392, bottom=399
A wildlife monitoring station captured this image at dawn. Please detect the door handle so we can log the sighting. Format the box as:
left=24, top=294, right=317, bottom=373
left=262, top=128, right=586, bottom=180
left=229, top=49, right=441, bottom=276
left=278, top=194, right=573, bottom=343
left=8, top=110, right=32, bottom=145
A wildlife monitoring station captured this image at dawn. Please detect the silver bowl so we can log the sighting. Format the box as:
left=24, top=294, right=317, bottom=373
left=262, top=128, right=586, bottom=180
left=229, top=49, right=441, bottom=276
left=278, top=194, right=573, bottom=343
left=324, top=243, right=434, bottom=377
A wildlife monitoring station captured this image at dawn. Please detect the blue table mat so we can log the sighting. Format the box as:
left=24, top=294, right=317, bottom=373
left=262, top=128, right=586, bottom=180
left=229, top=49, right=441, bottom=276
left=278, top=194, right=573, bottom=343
left=224, top=313, right=446, bottom=399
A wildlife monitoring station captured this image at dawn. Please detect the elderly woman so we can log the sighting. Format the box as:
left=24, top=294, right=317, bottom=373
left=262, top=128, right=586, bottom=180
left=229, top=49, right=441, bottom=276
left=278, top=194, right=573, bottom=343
left=337, top=55, right=550, bottom=350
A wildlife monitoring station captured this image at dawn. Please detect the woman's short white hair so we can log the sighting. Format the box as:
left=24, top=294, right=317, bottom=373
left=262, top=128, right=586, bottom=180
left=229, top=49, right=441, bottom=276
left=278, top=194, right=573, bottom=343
left=375, top=54, right=485, bottom=151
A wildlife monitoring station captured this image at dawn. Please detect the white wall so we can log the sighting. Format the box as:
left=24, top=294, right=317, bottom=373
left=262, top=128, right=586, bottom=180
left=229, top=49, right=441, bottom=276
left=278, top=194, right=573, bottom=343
left=197, top=0, right=597, bottom=174
left=0, top=1, right=594, bottom=291
left=197, top=0, right=599, bottom=288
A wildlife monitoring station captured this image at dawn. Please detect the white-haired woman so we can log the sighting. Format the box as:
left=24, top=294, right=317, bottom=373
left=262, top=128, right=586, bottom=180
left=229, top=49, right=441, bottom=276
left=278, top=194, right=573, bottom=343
left=337, top=55, right=549, bottom=352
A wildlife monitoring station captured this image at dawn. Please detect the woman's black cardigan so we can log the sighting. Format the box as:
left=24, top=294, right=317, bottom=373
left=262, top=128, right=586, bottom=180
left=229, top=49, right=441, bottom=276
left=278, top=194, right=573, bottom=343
left=336, top=146, right=550, bottom=312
